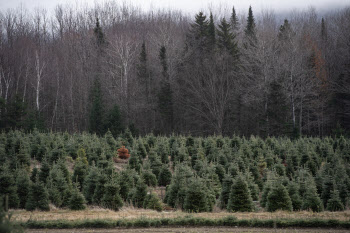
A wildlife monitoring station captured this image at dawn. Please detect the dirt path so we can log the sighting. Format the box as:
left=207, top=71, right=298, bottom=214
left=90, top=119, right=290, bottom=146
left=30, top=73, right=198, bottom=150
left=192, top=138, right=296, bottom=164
left=26, top=227, right=349, bottom=233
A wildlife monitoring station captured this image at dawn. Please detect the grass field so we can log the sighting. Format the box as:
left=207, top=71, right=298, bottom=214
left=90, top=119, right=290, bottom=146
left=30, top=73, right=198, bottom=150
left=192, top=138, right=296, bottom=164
left=12, top=207, right=350, bottom=222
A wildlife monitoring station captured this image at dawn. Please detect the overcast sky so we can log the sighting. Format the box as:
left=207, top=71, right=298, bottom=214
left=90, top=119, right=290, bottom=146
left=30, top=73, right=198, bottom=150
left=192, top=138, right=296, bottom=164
left=1, top=0, right=349, bottom=15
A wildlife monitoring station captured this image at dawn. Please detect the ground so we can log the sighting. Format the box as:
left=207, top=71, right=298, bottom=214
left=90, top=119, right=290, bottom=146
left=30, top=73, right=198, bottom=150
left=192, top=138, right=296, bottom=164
left=26, top=227, right=350, bottom=233
left=12, top=207, right=350, bottom=222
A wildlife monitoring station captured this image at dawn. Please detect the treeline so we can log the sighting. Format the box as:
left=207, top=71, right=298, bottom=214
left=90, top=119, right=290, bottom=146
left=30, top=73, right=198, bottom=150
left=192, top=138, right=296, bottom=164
left=1, top=130, right=349, bottom=212
left=0, top=2, right=349, bottom=137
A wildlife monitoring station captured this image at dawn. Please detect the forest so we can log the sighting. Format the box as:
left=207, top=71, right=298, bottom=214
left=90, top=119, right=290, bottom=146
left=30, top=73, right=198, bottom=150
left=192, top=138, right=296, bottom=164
left=0, top=2, right=349, bottom=137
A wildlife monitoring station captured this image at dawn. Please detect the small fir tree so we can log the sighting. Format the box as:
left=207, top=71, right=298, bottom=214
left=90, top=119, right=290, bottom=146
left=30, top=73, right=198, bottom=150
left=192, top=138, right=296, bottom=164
left=158, top=166, right=172, bottom=186
left=184, top=178, right=208, bottom=213
left=101, top=179, right=123, bottom=211
left=69, top=183, right=86, bottom=210
left=227, top=176, right=254, bottom=212
left=25, top=179, right=50, bottom=211
left=266, top=183, right=293, bottom=212
left=219, top=175, right=233, bottom=209
left=132, top=179, right=148, bottom=208
left=16, top=170, right=30, bottom=209
left=143, top=193, right=163, bottom=212
left=326, top=189, right=344, bottom=212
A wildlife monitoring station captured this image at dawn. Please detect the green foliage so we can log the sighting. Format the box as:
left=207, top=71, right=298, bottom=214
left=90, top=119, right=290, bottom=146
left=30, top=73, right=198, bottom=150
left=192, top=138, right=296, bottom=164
left=101, top=178, right=123, bottom=211
left=16, top=170, right=30, bottom=209
left=142, top=170, right=157, bottom=187
left=105, top=105, right=124, bottom=138
left=143, top=193, right=163, bottom=212
left=131, top=179, right=148, bottom=208
left=69, top=183, right=86, bottom=210
left=267, top=183, right=293, bottom=212
left=89, top=78, right=105, bottom=136
left=158, top=166, right=172, bottom=186
left=184, top=178, right=208, bottom=213
left=26, top=179, right=50, bottom=211
left=227, top=176, right=254, bottom=212
left=0, top=169, right=19, bottom=209
left=326, top=190, right=344, bottom=212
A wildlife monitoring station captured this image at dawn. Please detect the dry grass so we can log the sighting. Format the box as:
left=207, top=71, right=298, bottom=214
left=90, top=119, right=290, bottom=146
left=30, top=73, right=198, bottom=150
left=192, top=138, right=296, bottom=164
left=11, top=207, right=350, bottom=222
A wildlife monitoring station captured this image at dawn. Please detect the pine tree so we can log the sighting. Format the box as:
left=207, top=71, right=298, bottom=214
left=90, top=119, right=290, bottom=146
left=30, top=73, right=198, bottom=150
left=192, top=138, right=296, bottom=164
left=230, top=6, right=239, bottom=32
left=102, top=178, right=123, bottom=211
left=143, top=192, right=163, bottom=212
left=16, top=169, right=30, bottom=209
left=94, top=17, right=105, bottom=47
left=39, top=159, right=50, bottom=184
left=267, top=79, right=291, bottom=136
left=69, top=183, right=86, bottom=210
left=26, top=179, right=50, bottom=211
left=189, top=12, right=209, bottom=48
left=16, top=144, right=30, bottom=170
left=137, top=41, right=151, bottom=99
left=326, top=189, right=344, bottom=211
left=92, top=172, right=108, bottom=204
left=207, top=12, right=216, bottom=48
left=158, top=166, right=172, bottom=186
left=83, top=166, right=99, bottom=204
left=158, top=46, right=174, bottom=133
left=142, top=170, right=157, bottom=187
left=73, top=159, right=88, bottom=190
left=217, top=17, right=238, bottom=56
left=30, top=167, right=38, bottom=182
left=89, top=78, right=105, bottom=136
left=184, top=178, right=208, bottom=212
left=104, top=105, right=123, bottom=138
left=245, top=6, right=256, bottom=39
left=219, top=174, right=233, bottom=209
left=302, top=179, right=324, bottom=212
left=227, top=176, right=254, bottom=212
left=132, top=179, right=148, bottom=208
left=287, top=181, right=302, bottom=211
left=266, top=183, right=293, bottom=212
left=0, top=170, right=19, bottom=209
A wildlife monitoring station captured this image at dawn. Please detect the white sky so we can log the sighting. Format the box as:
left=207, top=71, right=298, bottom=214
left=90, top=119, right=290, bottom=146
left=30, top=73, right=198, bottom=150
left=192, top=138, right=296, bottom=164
left=1, top=0, right=349, bottom=15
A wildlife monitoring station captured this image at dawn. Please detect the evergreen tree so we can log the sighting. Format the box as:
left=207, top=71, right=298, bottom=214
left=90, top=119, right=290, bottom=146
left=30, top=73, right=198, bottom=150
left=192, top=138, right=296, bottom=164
left=189, top=12, right=209, bottom=48
left=25, top=179, right=50, bottom=211
left=266, top=183, right=293, bottom=212
left=184, top=178, right=208, bottom=212
left=143, top=193, right=163, bottom=212
left=302, top=179, right=324, bottom=212
left=104, top=105, right=123, bottom=138
left=0, top=170, right=19, bottom=209
left=92, top=172, right=108, bottom=204
left=287, top=181, right=302, bottom=211
left=73, top=159, right=88, bottom=190
left=137, top=41, right=151, bottom=99
left=69, top=183, right=86, bottom=210
left=266, top=79, right=290, bottom=136
left=230, top=6, right=239, bottom=32
left=217, top=17, right=238, bottom=56
left=132, top=179, right=148, bottom=208
left=326, top=189, right=344, bottom=211
left=39, top=159, right=50, bottom=184
left=219, top=175, right=233, bottom=209
left=118, top=170, right=133, bottom=200
left=83, top=166, right=99, bottom=204
left=227, top=176, right=254, bottom=212
left=16, top=170, right=30, bottom=209
left=94, top=17, right=105, bottom=47
left=158, top=166, right=172, bottom=186
left=101, top=178, right=123, bottom=211
left=158, top=46, right=174, bottom=133
left=89, top=78, right=105, bottom=136
left=245, top=6, right=256, bottom=39
left=16, top=144, right=30, bottom=170
left=207, top=12, right=216, bottom=48
left=142, top=170, right=157, bottom=187
left=30, top=167, right=38, bottom=182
